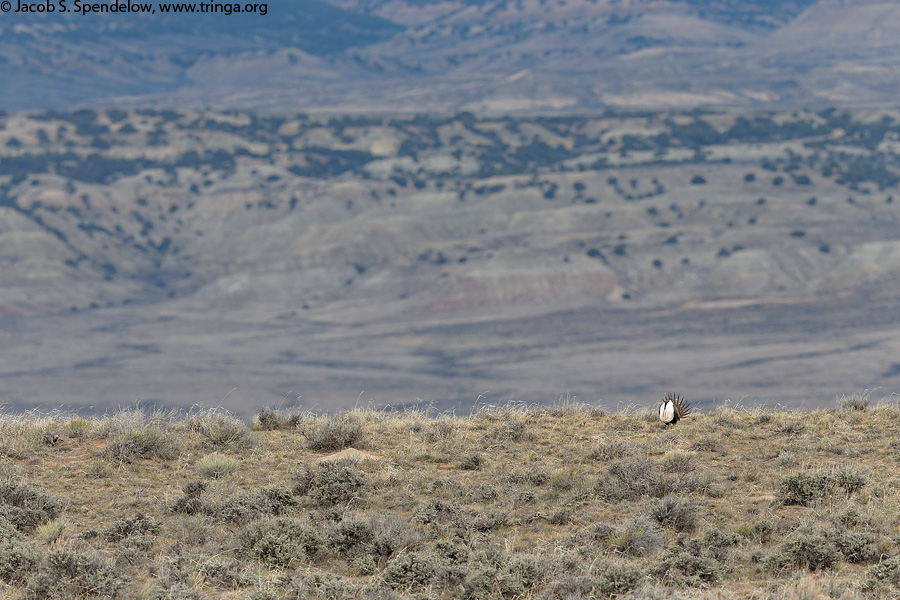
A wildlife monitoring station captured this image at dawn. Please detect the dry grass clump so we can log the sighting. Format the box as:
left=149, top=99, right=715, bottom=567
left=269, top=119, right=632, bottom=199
left=188, top=407, right=255, bottom=450
left=838, top=390, right=871, bottom=411
left=195, top=452, right=240, bottom=479
left=0, top=411, right=71, bottom=458
left=251, top=406, right=306, bottom=431
left=303, top=412, right=364, bottom=453
left=0, top=394, right=895, bottom=598
left=96, top=408, right=181, bottom=463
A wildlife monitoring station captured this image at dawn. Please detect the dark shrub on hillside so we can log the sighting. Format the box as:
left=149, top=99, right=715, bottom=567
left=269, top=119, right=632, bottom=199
left=766, top=529, right=841, bottom=572
left=595, top=563, right=645, bottom=597
left=835, top=467, right=867, bottom=495
left=305, top=414, right=363, bottom=452
left=649, top=495, right=699, bottom=533
left=701, top=529, right=742, bottom=561
left=777, top=472, right=837, bottom=506
left=239, top=517, right=323, bottom=567
left=218, top=485, right=298, bottom=524
left=104, top=513, right=161, bottom=542
left=865, top=556, right=900, bottom=589
left=25, top=543, right=120, bottom=599
left=169, top=480, right=208, bottom=516
left=253, top=407, right=304, bottom=431
left=0, top=537, right=40, bottom=584
left=459, top=453, right=484, bottom=470
left=189, top=409, right=254, bottom=449
left=598, top=458, right=704, bottom=501
left=382, top=552, right=438, bottom=590
left=327, top=518, right=374, bottom=558
left=294, top=571, right=359, bottom=599
left=652, top=545, right=720, bottom=586
left=301, top=460, right=366, bottom=507
left=0, top=476, right=63, bottom=533
left=542, top=575, right=595, bottom=600
left=833, top=529, right=879, bottom=564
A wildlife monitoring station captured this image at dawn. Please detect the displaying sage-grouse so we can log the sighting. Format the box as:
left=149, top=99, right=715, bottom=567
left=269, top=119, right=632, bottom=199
left=658, top=393, right=691, bottom=426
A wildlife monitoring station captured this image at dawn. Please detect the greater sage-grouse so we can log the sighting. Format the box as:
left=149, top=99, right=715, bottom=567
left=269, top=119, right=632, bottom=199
left=658, top=393, right=691, bottom=426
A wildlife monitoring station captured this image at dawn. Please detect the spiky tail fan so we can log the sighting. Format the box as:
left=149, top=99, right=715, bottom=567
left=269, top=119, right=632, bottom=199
left=663, top=392, right=691, bottom=425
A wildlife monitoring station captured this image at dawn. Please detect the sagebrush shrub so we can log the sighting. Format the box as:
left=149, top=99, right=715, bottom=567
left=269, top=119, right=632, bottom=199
left=0, top=477, right=63, bottom=533
left=598, top=458, right=703, bottom=501
left=253, top=407, right=304, bottom=431
left=295, top=571, right=359, bottom=598
left=239, top=517, right=323, bottom=567
left=199, top=558, right=251, bottom=590
left=169, top=480, right=208, bottom=516
left=218, top=485, right=298, bottom=524
left=652, top=545, right=720, bottom=586
left=589, top=439, right=632, bottom=462
left=831, top=529, right=879, bottom=564
left=507, top=467, right=549, bottom=487
left=307, top=460, right=366, bottom=506
left=746, top=519, right=776, bottom=544
left=835, top=467, right=867, bottom=495
left=865, top=556, right=900, bottom=589
left=701, top=529, right=741, bottom=561
left=425, top=419, right=454, bottom=442
left=548, top=508, right=573, bottom=525
left=0, top=537, right=40, bottom=584
left=327, top=518, right=374, bottom=558
left=382, top=552, right=438, bottom=590
left=649, top=495, right=699, bottom=533
left=661, top=452, right=695, bottom=474
left=766, top=529, right=840, bottom=572
left=103, top=423, right=177, bottom=462
left=834, top=506, right=863, bottom=528
left=595, top=563, right=644, bottom=597
left=493, top=419, right=531, bottom=442
left=369, top=514, right=425, bottom=558
left=25, top=543, right=119, bottom=599
left=541, top=574, right=595, bottom=600
left=777, top=472, right=838, bottom=506
left=434, top=540, right=468, bottom=565
left=305, top=413, right=363, bottom=452
left=506, top=554, right=550, bottom=591
left=460, top=568, right=495, bottom=600
left=104, top=513, right=160, bottom=542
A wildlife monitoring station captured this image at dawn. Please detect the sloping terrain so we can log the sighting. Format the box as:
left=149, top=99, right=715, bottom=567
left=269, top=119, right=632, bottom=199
left=2, top=107, right=900, bottom=413
left=0, top=402, right=898, bottom=599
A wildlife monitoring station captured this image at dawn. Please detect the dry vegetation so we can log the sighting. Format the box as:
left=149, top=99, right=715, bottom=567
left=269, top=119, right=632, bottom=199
left=0, top=393, right=898, bottom=599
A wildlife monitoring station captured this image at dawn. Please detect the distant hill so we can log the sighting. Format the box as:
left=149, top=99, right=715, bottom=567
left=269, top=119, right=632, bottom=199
left=2, top=0, right=900, bottom=112
left=3, top=106, right=900, bottom=413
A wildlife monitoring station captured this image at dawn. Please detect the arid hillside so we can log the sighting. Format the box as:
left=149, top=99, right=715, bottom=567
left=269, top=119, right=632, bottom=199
left=2, top=107, right=900, bottom=414
left=0, top=398, right=897, bottom=599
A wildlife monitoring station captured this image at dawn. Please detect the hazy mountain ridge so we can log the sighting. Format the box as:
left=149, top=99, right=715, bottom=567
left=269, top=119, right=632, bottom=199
left=2, top=0, right=900, bottom=112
